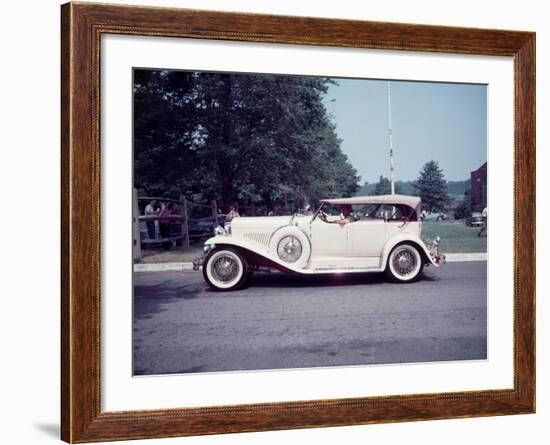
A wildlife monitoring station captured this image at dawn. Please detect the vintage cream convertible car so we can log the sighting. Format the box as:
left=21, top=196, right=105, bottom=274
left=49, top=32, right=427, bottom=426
left=202, top=195, right=444, bottom=291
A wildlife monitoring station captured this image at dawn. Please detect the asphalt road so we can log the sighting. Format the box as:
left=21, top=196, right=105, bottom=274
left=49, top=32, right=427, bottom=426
left=133, top=262, right=487, bottom=375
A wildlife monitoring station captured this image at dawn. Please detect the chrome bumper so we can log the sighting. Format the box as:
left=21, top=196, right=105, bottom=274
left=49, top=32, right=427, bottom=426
left=428, top=236, right=446, bottom=265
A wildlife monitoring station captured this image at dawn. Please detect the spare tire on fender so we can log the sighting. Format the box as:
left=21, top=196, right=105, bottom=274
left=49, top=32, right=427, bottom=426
left=268, top=226, right=311, bottom=269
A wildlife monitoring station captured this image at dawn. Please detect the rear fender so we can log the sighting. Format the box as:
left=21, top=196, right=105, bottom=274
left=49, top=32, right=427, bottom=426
left=381, top=234, right=440, bottom=268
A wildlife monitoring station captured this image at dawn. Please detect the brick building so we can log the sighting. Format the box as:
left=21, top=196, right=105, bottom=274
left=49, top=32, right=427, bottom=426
left=470, top=162, right=487, bottom=210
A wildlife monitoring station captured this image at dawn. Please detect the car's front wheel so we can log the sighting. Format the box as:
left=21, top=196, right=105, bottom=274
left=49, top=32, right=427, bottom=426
left=203, top=247, right=249, bottom=291
left=385, top=243, right=424, bottom=283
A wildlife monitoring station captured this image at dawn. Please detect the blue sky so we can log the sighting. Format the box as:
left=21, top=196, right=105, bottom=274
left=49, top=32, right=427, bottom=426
left=323, top=78, right=487, bottom=184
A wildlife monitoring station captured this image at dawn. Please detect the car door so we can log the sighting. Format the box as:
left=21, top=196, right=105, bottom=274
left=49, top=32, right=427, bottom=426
left=382, top=204, right=410, bottom=239
left=309, top=218, right=349, bottom=257
left=347, top=219, right=386, bottom=257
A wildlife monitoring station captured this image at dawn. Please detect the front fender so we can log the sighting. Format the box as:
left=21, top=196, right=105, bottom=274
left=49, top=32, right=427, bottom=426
left=381, top=233, right=440, bottom=268
left=203, top=236, right=306, bottom=273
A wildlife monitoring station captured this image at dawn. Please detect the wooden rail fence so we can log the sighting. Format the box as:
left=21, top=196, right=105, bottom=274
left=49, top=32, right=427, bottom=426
left=133, top=189, right=293, bottom=260
left=133, top=190, right=221, bottom=261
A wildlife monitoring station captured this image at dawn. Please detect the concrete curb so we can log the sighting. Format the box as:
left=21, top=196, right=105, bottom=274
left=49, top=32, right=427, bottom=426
left=134, top=253, right=487, bottom=272
left=445, top=253, right=487, bottom=262
left=134, top=262, right=195, bottom=272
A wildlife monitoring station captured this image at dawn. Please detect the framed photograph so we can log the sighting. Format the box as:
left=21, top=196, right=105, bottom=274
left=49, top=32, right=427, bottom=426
left=61, top=2, right=535, bottom=442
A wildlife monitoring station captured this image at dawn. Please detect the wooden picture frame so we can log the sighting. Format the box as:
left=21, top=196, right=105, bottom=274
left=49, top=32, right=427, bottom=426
left=61, top=2, right=535, bottom=442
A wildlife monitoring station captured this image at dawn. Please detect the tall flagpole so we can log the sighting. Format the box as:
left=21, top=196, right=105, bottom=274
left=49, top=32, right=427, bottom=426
left=387, top=81, right=395, bottom=195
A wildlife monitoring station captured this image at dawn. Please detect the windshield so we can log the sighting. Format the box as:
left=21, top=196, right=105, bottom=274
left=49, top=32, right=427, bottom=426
left=314, top=203, right=417, bottom=222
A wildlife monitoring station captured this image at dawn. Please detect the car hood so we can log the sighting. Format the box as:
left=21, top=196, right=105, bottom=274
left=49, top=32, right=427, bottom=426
left=232, top=216, right=291, bottom=226
left=230, top=215, right=310, bottom=237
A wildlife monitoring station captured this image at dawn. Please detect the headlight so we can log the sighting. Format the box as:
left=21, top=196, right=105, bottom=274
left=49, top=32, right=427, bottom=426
left=214, top=225, right=226, bottom=236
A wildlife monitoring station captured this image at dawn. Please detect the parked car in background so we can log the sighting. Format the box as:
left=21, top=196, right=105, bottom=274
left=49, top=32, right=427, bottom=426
left=188, top=215, right=226, bottom=241
left=421, top=211, right=448, bottom=222
left=201, top=195, right=445, bottom=291
left=465, top=211, right=484, bottom=227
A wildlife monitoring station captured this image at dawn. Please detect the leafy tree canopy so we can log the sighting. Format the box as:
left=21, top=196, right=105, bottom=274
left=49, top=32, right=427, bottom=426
left=134, top=70, right=359, bottom=211
left=369, top=175, right=403, bottom=196
left=454, top=184, right=472, bottom=219
left=413, top=160, right=450, bottom=211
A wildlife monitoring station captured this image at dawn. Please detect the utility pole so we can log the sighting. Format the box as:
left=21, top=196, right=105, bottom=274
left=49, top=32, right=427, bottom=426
left=387, top=81, right=395, bottom=195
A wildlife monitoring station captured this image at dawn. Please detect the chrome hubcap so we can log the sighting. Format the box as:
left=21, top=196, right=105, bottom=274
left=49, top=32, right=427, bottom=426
left=284, top=241, right=295, bottom=254
left=211, top=255, right=239, bottom=282
left=392, top=248, right=417, bottom=276
left=277, top=236, right=302, bottom=263
left=398, top=253, right=411, bottom=269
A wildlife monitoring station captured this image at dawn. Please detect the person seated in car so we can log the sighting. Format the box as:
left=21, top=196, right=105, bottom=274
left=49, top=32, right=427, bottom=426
left=334, top=204, right=358, bottom=225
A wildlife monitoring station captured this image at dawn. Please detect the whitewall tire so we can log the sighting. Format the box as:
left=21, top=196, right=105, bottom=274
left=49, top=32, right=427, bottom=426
left=203, top=247, right=248, bottom=291
left=386, top=243, right=424, bottom=283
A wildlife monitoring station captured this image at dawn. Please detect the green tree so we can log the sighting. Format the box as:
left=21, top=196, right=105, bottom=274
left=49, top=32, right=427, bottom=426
left=133, top=69, right=201, bottom=198
left=453, top=185, right=472, bottom=219
left=413, top=161, right=450, bottom=211
left=370, top=175, right=402, bottom=195
left=356, top=181, right=375, bottom=196
left=133, top=70, right=359, bottom=210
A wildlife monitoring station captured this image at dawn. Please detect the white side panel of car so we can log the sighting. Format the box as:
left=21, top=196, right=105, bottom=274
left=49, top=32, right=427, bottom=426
left=384, top=221, right=421, bottom=239
left=309, top=219, right=348, bottom=257
left=347, top=220, right=386, bottom=257
left=310, top=256, right=380, bottom=270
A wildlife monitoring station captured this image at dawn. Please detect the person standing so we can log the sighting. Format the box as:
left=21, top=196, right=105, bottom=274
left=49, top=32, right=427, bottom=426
left=144, top=199, right=159, bottom=240
left=479, top=206, right=488, bottom=237
left=226, top=206, right=240, bottom=221
left=158, top=202, right=173, bottom=241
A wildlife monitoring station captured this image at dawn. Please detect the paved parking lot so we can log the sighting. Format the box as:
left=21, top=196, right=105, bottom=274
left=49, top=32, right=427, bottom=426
left=133, top=262, right=487, bottom=375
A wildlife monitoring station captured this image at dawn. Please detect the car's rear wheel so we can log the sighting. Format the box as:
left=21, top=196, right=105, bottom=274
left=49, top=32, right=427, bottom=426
left=386, top=243, right=423, bottom=283
left=203, top=247, right=248, bottom=291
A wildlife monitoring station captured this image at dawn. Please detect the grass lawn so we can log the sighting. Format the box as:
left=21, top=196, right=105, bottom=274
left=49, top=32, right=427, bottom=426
left=422, top=221, right=487, bottom=253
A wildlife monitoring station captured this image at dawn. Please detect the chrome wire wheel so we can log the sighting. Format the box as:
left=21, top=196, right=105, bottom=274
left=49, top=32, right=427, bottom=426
left=387, top=244, right=423, bottom=282
left=204, top=249, right=246, bottom=290
left=211, top=254, right=239, bottom=282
